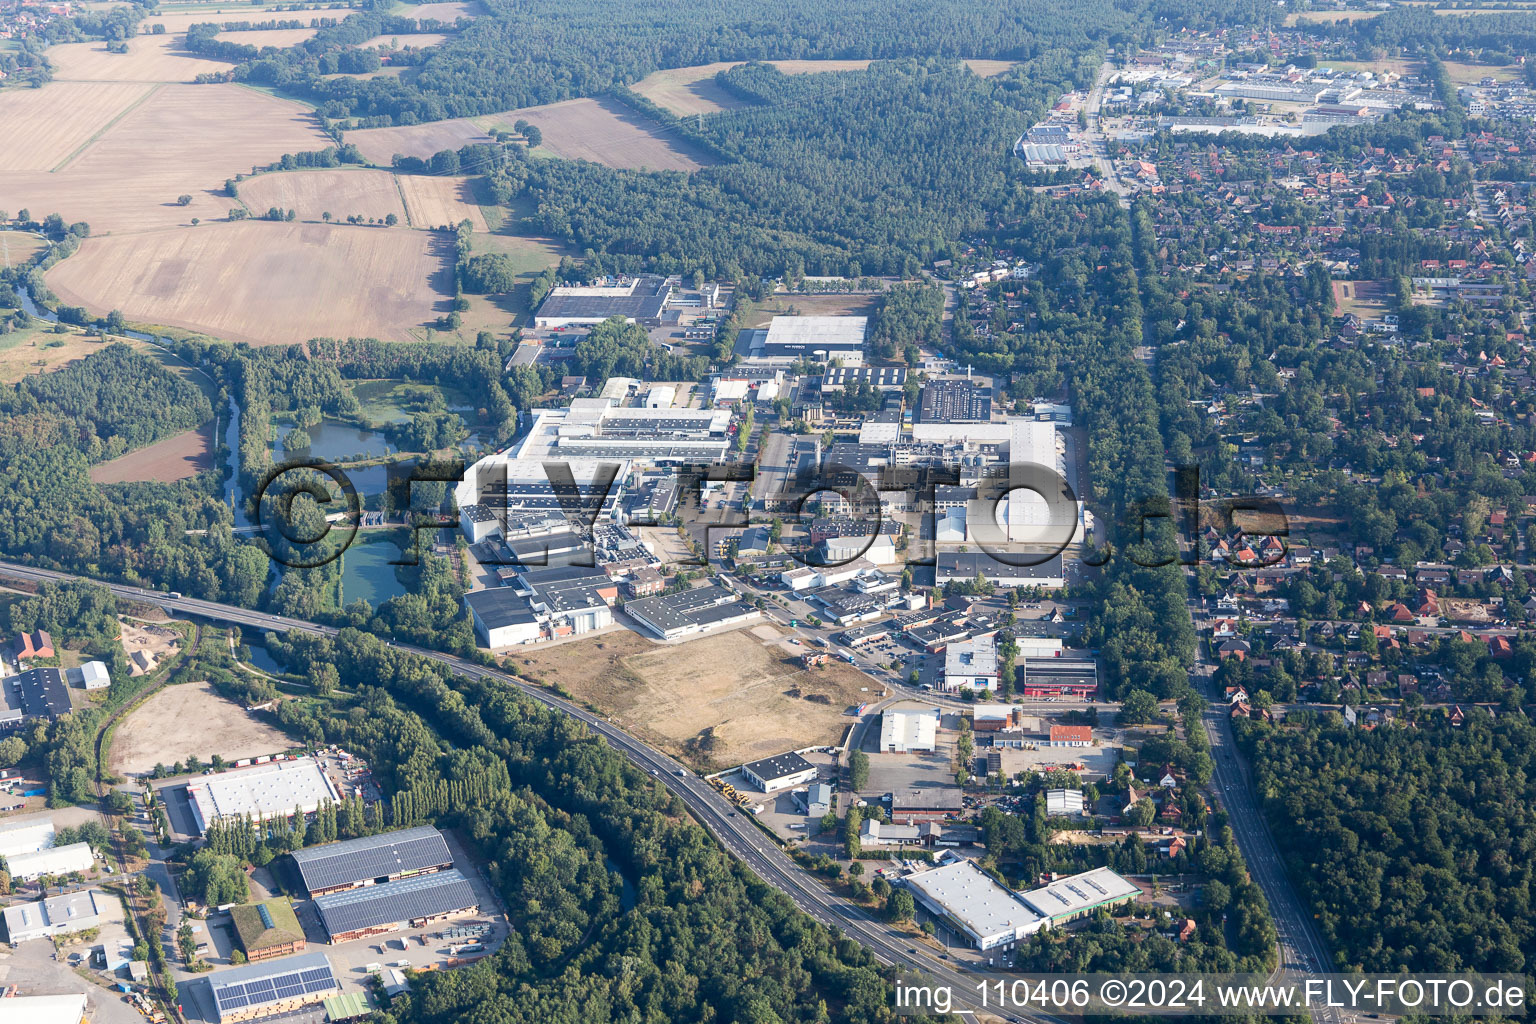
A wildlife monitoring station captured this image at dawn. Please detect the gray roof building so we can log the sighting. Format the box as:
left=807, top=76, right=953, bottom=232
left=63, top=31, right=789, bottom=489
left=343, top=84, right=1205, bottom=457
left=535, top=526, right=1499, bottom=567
left=289, top=825, right=454, bottom=896
left=206, top=951, right=340, bottom=1022
left=312, top=869, right=479, bottom=941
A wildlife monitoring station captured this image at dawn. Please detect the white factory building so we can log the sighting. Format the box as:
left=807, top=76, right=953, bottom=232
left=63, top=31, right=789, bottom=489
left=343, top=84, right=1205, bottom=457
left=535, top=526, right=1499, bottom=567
left=743, top=315, right=869, bottom=366
left=2, top=889, right=109, bottom=943
left=943, top=637, right=999, bottom=693
left=185, top=756, right=339, bottom=833
left=0, top=814, right=56, bottom=859
left=879, top=708, right=938, bottom=753
left=1019, top=867, right=1140, bottom=924
left=904, top=860, right=1048, bottom=951
left=7, top=840, right=94, bottom=881
left=3, top=994, right=89, bottom=1024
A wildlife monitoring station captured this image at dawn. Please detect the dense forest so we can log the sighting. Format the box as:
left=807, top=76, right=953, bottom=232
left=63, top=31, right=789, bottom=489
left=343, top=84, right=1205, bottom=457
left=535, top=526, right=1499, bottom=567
left=1237, top=711, right=1536, bottom=974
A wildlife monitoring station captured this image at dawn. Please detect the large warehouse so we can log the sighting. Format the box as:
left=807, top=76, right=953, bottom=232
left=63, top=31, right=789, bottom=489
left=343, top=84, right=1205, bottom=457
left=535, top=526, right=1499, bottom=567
left=312, top=868, right=479, bottom=943
left=624, top=584, right=759, bottom=640
left=740, top=752, right=819, bottom=793
left=533, top=275, right=671, bottom=328
left=1020, top=867, right=1139, bottom=924
left=206, top=951, right=341, bottom=1023
left=0, top=815, right=56, bottom=859
left=2, top=888, right=109, bottom=943
left=904, top=860, right=1047, bottom=951
left=7, top=840, right=94, bottom=881
left=185, top=757, right=340, bottom=833
left=744, top=315, right=868, bottom=365
left=290, top=825, right=455, bottom=897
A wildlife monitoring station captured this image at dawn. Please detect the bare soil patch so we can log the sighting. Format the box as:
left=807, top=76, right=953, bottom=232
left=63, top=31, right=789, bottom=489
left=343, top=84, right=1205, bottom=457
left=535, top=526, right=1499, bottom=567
left=90, top=420, right=216, bottom=484
left=118, top=618, right=183, bottom=676
left=46, top=220, right=452, bottom=346
left=347, top=117, right=492, bottom=165
left=108, top=681, right=295, bottom=776
left=514, top=629, right=870, bottom=767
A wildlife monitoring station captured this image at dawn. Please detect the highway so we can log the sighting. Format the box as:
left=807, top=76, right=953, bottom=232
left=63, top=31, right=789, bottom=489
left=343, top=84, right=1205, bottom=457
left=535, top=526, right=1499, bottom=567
left=0, top=561, right=1045, bottom=1022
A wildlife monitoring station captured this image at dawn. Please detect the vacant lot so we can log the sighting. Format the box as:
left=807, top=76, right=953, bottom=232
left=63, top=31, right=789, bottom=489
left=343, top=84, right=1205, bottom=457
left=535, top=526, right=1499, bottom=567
left=0, top=82, right=329, bottom=233
left=397, top=173, right=486, bottom=229
left=1332, top=279, right=1390, bottom=316
left=1442, top=60, right=1523, bottom=86
left=746, top=292, right=878, bottom=327
left=347, top=117, right=492, bottom=165
left=632, top=58, right=1014, bottom=116
left=118, top=619, right=183, bottom=676
left=237, top=167, right=407, bottom=222
left=46, top=220, right=452, bottom=346
left=47, top=34, right=233, bottom=82
left=90, top=420, right=216, bottom=484
left=515, top=629, right=869, bottom=767
left=480, top=97, right=712, bottom=171
left=0, top=81, right=154, bottom=171
left=109, top=681, right=294, bottom=776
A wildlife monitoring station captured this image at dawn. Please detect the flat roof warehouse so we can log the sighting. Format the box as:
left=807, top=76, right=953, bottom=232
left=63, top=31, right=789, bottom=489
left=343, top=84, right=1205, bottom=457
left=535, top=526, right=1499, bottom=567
left=185, top=756, right=339, bottom=833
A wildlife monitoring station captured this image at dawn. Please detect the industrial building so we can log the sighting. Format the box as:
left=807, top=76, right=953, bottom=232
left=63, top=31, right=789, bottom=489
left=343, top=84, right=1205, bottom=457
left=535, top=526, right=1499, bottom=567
left=0, top=667, right=72, bottom=731
left=935, top=551, right=1066, bottom=590
left=7, top=840, right=94, bottom=881
left=943, top=638, right=999, bottom=693
left=624, top=584, right=758, bottom=640
left=312, top=868, right=479, bottom=943
left=290, top=825, right=455, bottom=897
left=1019, top=867, right=1139, bottom=924
left=0, top=815, right=56, bottom=859
left=742, top=315, right=868, bottom=365
left=206, top=951, right=341, bottom=1023
left=821, top=365, right=908, bottom=394
left=904, top=861, right=1047, bottom=951
left=2, top=888, right=108, bottom=943
left=1045, top=789, right=1085, bottom=817
left=533, top=275, right=671, bottom=328
left=919, top=379, right=992, bottom=423
left=880, top=708, right=938, bottom=753
left=230, top=898, right=307, bottom=961
left=466, top=587, right=543, bottom=648
left=799, top=782, right=833, bottom=817
left=1047, top=725, right=1092, bottom=747
left=5, top=994, right=88, bottom=1024
left=740, top=752, right=819, bottom=793
left=67, top=661, right=110, bottom=690
left=185, top=757, right=340, bottom=833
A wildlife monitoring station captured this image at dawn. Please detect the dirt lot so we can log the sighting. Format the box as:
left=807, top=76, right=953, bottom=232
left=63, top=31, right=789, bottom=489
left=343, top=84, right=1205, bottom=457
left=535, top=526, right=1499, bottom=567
left=117, top=618, right=184, bottom=675
left=0, top=81, right=154, bottom=171
left=746, top=292, right=878, bottom=327
left=46, top=33, right=233, bottom=82
left=0, top=82, right=330, bottom=233
left=479, top=97, right=714, bottom=171
left=632, top=58, right=1015, bottom=116
left=1331, top=279, right=1390, bottom=316
left=397, top=173, right=488, bottom=230
left=108, top=680, right=295, bottom=776
left=90, top=420, right=216, bottom=484
left=236, top=166, right=408, bottom=223
left=512, top=629, right=869, bottom=767
left=46, top=220, right=453, bottom=346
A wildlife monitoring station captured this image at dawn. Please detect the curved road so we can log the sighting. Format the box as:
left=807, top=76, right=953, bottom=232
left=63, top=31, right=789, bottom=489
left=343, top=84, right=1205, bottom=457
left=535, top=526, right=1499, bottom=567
left=0, top=561, right=1047, bottom=1023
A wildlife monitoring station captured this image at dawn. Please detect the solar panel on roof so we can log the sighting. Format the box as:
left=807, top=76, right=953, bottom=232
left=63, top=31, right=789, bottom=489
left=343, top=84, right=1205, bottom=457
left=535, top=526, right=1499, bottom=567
left=274, top=982, right=305, bottom=999
left=304, top=977, right=340, bottom=994
left=246, top=978, right=276, bottom=998
left=299, top=967, right=333, bottom=983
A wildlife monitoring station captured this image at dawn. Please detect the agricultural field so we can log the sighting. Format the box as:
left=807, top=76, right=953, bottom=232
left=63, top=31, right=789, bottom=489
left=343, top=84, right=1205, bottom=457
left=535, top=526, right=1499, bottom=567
left=141, top=8, right=297, bottom=33
left=1289, top=9, right=1382, bottom=23
left=45, top=220, right=453, bottom=346
left=108, top=680, right=294, bottom=777
left=631, top=57, right=1015, bottom=116
left=0, top=81, right=155, bottom=171
left=407, top=0, right=481, bottom=20
left=0, top=82, right=329, bottom=233
left=0, top=327, right=120, bottom=383
left=396, top=173, right=487, bottom=230
left=347, top=116, right=492, bottom=165
left=89, top=421, right=216, bottom=484
left=1, top=230, right=49, bottom=269
left=439, top=224, right=565, bottom=337
left=236, top=167, right=408, bottom=223
left=513, top=629, right=870, bottom=767
left=358, top=31, right=448, bottom=49
left=46, top=33, right=233, bottom=82
left=215, top=26, right=319, bottom=47
left=1441, top=60, right=1525, bottom=85
left=480, top=97, right=713, bottom=171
